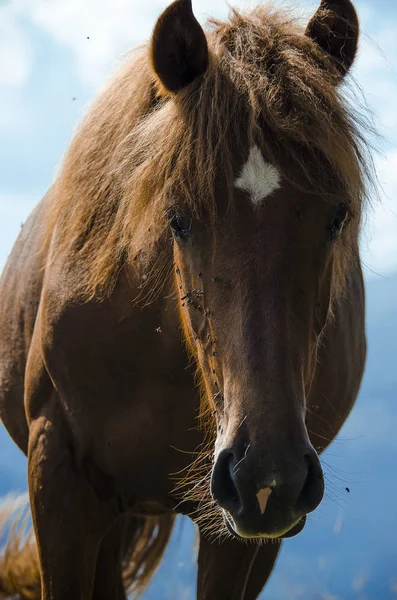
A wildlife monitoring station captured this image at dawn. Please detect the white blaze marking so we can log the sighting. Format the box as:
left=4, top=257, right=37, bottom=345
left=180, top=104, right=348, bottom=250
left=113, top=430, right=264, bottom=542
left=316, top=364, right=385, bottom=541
left=235, top=145, right=281, bottom=204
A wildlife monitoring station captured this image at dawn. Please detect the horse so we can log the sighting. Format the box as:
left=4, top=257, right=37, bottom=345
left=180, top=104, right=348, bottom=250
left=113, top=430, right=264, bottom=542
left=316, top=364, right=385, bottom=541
left=0, top=0, right=373, bottom=598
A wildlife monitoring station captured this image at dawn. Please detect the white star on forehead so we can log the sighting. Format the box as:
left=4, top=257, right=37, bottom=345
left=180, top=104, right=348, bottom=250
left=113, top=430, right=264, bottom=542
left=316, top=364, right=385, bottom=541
left=235, top=145, right=281, bottom=204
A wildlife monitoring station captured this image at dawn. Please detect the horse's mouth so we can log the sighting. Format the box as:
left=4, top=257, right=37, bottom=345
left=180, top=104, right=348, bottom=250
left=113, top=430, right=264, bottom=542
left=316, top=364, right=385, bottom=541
left=278, top=515, right=306, bottom=538
left=223, top=511, right=307, bottom=540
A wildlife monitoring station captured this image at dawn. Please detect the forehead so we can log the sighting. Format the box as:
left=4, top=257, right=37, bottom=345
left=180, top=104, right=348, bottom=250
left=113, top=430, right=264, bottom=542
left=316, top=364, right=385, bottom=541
left=232, top=145, right=341, bottom=216
left=224, top=143, right=336, bottom=237
left=235, top=145, right=281, bottom=205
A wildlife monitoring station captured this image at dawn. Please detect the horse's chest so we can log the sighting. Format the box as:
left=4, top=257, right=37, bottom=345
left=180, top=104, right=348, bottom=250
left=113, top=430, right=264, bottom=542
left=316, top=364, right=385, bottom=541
left=43, top=295, right=203, bottom=502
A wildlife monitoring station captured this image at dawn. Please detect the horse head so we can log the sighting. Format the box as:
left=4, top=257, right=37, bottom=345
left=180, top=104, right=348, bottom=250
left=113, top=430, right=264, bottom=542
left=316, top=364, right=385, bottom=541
left=149, top=0, right=361, bottom=539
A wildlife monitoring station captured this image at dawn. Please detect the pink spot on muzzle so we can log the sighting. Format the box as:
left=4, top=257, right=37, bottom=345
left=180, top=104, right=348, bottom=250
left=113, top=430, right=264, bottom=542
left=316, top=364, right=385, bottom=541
left=256, top=484, right=275, bottom=515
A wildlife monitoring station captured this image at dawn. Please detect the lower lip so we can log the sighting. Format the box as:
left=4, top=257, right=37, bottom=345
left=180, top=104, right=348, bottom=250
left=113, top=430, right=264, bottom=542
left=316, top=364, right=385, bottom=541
left=224, top=511, right=307, bottom=540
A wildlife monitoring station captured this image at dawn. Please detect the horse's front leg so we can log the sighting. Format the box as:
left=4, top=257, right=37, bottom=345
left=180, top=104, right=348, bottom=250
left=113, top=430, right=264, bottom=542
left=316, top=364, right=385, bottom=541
left=28, top=406, right=116, bottom=600
left=197, top=530, right=281, bottom=600
left=92, top=515, right=138, bottom=600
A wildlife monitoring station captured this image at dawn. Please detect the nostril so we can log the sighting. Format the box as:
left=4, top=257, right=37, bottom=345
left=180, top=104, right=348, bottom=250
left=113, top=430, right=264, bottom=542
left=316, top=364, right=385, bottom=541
left=296, top=449, right=324, bottom=514
left=210, top=450, right=243, bottom=515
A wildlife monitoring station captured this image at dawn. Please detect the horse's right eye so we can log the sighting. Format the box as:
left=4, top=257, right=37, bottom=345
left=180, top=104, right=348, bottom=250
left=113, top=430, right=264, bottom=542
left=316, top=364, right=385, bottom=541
left=327, top=203, right=349, bottom=240
left=169, top=214, right=192, bottom=242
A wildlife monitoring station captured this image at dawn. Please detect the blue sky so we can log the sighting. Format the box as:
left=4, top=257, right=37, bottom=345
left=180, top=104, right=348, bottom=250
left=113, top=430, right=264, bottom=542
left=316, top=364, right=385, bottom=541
left=0, top=1, right=396, bottom=598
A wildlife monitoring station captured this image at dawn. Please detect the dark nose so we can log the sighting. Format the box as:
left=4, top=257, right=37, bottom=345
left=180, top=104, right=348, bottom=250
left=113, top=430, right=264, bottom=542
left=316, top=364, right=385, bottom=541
left=210, top=444, right=324, bottom=538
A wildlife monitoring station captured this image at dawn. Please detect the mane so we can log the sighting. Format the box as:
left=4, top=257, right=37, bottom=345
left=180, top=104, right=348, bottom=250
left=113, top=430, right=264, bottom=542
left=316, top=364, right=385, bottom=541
left=46, top=3, right=374, bottom=300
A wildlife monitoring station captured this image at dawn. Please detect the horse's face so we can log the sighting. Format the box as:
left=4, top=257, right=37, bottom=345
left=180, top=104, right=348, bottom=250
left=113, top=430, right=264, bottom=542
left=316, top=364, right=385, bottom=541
left=152, top=0, right=359, bottom=538
left=170, top=162, right=350, bottom=537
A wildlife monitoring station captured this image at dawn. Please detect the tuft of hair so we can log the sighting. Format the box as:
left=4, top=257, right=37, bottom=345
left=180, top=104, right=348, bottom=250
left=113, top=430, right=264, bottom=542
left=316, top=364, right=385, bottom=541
left=122, top=514, right=176, bottom=599
left=44, top=3, right=375, bottom=301
left=0, top=494, right=40, bottom=600
left=0, top=494, right=174, bottom=600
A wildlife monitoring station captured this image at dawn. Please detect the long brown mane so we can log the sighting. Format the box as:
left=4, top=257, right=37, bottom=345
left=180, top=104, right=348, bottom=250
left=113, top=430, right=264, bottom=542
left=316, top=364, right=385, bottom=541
left=46, top=4, right=373, bottom=300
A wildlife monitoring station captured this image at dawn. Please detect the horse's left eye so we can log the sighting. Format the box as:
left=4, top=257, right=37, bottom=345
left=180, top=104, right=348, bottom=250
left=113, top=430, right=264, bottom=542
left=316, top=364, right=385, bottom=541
left=328, top=204, right=348, bottom=239
left=169, top=213, right=192, bottom=241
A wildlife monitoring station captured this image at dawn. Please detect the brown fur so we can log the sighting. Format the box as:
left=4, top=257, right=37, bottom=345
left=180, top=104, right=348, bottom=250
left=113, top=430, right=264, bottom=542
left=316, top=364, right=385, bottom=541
left=0, top=1, right=373, bottom=598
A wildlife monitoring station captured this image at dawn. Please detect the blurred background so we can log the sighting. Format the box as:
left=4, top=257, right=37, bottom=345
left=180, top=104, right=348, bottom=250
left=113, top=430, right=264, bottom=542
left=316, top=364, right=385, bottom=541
left=0, top=0, right=396, bottom=598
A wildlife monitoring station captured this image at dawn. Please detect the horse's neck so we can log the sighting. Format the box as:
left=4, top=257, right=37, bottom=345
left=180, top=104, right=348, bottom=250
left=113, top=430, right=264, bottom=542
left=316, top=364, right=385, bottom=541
left=120, top=259, right=184, bottom=351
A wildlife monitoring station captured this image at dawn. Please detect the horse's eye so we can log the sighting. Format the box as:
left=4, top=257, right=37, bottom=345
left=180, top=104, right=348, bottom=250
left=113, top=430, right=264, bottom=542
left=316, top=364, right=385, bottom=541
left=328, top=204, right=348, bottom=239
left=169, top=213, right=192, bottom=241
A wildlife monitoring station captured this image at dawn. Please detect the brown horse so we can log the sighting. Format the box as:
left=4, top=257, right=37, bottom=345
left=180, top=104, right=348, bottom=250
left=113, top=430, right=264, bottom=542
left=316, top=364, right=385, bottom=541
left=0, top=0, right=373, bottom=598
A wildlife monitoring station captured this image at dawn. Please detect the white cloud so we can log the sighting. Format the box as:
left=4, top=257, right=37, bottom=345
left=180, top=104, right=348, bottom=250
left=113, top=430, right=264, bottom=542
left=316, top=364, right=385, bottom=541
left=361, top=150, right=397, bottom=277
left=0, top=91, right=31, bottom=135
left=0, top=4, right=32, bottom=86
left=0, top=194, right=38, bottom=270
left=0, top=4, right=33, bottom=138
left=14, top=0, right=237, bottom=89
left=342, top=398, right=397, bottom=452
left=10, top=0, right=258, bottom=89
left=23, top=0, right=161, bottom=88
left=340, top=3, right=397, bottom=277
left=354, top=24, right=397, bottom=140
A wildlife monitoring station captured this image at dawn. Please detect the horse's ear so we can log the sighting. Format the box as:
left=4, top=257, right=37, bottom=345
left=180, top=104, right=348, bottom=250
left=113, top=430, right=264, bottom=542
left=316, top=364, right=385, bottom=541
left=151, top=0, right=209, bottom=93
left=305, top=0, right=359, bottom=78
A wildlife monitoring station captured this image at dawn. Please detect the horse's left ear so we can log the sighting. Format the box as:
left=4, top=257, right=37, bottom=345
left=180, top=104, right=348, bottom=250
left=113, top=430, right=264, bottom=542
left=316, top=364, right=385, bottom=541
left=305, top=0, right=359, bottom=78
left=151, top=0, right=209, bottom=93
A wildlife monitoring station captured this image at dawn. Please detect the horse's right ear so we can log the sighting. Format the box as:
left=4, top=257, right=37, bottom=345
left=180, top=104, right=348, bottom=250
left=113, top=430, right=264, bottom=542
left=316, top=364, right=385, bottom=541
left=151, top=0, right=209, bottom=94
